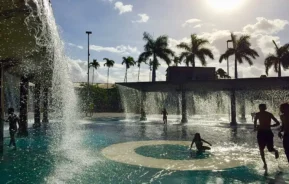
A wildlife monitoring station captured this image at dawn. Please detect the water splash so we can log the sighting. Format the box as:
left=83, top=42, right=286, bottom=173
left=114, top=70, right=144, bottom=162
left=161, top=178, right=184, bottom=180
left=23, top=0, right=97, bottom=183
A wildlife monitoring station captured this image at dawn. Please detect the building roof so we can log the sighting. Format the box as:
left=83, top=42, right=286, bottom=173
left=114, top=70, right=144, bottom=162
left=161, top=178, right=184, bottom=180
left=73, top=82, right=115, bottom=89
left=116, top=77, right=289, bottom=92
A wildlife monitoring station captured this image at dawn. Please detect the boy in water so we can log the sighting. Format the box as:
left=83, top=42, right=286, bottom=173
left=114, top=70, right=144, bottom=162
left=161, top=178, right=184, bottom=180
left=278, top=103, right=289, bottom=163
left=254, top=104, right=280, bottom=174
left=6, top=108, right=19, bottom=149
left=162, top=108, right=168, bottom=124
left=190, top=133, right=212, bottom=152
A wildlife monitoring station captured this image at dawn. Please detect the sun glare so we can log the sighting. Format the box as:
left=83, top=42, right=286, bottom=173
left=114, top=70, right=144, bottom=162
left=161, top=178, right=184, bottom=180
left=207, top=0, right=245, bottom=11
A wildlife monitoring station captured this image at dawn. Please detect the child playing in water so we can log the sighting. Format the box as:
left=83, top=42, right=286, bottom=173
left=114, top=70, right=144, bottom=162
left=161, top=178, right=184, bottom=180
left=190, top=133, right=212, bottom=152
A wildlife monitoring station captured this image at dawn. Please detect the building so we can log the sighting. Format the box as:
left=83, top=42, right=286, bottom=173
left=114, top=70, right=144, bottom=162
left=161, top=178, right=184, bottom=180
left=166, top=67, right=216, bottom=83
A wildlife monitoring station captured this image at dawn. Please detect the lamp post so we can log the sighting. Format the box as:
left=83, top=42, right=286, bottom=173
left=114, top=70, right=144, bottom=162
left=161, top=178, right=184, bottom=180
left=226, top=40, right=233, bottom=76
left=86, top=31, right=92, bottom=116
left=226, top=40, right=233, bottom=125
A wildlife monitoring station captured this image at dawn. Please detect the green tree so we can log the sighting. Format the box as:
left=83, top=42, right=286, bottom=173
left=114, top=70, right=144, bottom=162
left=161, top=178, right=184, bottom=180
left=220, top=33, right=259, bottom=79
left=216, top=68, right=231, bottom=79
left=177, top=34, right=214, bottom=67
left=103, top=58, right=115, bottom=89
left=173, top=56, right=181, bottom=66
left=138, top=32, right=174, bottom=82
left=90, top=59, right=100, bottom=84
left=122, top=56, right=136, bottom=83
left=264, top=40, right=289, bottom=77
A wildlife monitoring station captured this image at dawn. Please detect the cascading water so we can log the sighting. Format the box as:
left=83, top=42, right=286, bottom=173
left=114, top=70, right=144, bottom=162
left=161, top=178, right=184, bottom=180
left=118, top=85, right=289, bottom=124
left=3, top=73, right=20, bottom=111
left=23, top=0, right=96, bottom=183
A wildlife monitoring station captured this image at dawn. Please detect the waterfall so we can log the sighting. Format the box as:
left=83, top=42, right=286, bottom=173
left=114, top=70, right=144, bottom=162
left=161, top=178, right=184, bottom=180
left=117, top=85, right=140, bottom=120
left=23, top=0, right=96, bottom=183
left=4, top=73, right=20, bottom=112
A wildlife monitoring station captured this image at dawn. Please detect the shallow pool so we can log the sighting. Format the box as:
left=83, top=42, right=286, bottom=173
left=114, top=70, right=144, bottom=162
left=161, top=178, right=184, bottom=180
left=0, top=115, right=288, bottom=183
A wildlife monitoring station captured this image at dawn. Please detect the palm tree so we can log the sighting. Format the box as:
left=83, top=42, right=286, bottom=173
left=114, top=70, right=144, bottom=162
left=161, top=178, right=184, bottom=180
left=216, top=68, right=231, bottom=79
left=90, top=59, right=100, bottom=85
left=137, top=55, right=146, bottom=82
left=138, top=32, right=174, bottom=82
left=220, top=33, right=259, bottom=79
left=264, top=40, right=289, bottom=77
left=173, top=56, right=181, bottom=66
left=122, top=56, right=136, bottom=83
left=177, top=34, right=214, bottom=67
left=103, top=58, right=115, bottom=89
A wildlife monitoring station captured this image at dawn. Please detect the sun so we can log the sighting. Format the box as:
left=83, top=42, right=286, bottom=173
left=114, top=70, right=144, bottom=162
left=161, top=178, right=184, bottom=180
left=206, top=0, right=245, bottom=11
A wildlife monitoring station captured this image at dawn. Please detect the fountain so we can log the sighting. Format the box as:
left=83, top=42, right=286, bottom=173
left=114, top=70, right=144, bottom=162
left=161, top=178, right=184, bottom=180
left=0, top=0, right=98, bottom=183
left=1, top=1, right=289, bottom=183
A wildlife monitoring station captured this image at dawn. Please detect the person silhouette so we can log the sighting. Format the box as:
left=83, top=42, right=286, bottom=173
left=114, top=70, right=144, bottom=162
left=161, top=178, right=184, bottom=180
left=254, top=104, right=280, bottom=175
left=162, top=108, right=168, bottom=124
left=190, top=133, right=212, bottom=152
left=6, top=108, right=19, bottom=149
left=278, top=103, right=289, bottom=163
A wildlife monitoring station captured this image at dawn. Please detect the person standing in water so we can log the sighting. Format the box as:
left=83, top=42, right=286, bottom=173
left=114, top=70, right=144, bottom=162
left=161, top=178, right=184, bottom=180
left=254, top=104, right=280, bottom=174
left=6, top=108, right=19, bottom=149
left=278, top=103, right=289, bottom=163
left=190, top=133, right=212, bottom=152
left=162, top=108, right=168, bottom=124
left=251, top=112, right=256, bottom=122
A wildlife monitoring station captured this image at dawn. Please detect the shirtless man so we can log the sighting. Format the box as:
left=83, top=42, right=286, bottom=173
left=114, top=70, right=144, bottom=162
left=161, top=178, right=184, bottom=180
left=278, top=103, right=289, bottom=163
left=254, top=104, right=280, bottom=174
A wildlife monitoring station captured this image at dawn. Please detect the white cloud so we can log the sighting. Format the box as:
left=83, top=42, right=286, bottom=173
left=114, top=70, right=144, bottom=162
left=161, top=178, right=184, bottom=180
left=114, top=1, right=133, bottom=14
left=68, top=58, right=115, bottom=83
left=67, top=43, right=84, bottom=50
left=132, top=14, right=149, bottom=23
left=68, top=17, right=289, bottom=83
left=169, top=17, right=289, bottom=78
left=194, top=24, right=202, bottom=28
left=243, top=17, right=288, bottom=35
left=182, top=19, right=201, bottom=27
left=90, top=44, right=140, bottom=56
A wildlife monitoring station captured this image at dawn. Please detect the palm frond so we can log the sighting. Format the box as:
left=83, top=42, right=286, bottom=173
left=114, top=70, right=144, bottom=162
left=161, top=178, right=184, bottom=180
left=157, top=52, right=171, bottom=66
left=177, top=43, right=190, bottom=51
left=179, top=52, right=190, bottom=66
left=196, top=39, right=209, bottom=48
left=196, top=53, right=207, bottom=66
left=198, top=48, right=214, bottom=60
left=161, top=48, right=175, bottom=57
left=242, top=55, right=253, bottom=65
left=138, top=51, right=152, bottom=64
left=143, top=32, right=154, bottom=43
left=219, top=48, right=235, bottom=63
left=264, top=54, right=279, bottom=75
left=155, top=35, right=169, bottom=48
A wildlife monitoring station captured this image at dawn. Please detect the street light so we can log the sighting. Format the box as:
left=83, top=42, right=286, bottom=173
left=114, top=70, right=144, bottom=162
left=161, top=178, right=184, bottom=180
left=86, top=31, right=92, bottom=86
left=226, top=40, right=233, bottom=76
left=86, top=31, right=92, bottom=116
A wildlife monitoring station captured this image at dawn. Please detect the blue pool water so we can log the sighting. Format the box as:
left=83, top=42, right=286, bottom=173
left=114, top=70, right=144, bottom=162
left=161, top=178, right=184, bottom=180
left=0, top=115, right=288, bottom=183
left=135, top=145, right=211, bottom=160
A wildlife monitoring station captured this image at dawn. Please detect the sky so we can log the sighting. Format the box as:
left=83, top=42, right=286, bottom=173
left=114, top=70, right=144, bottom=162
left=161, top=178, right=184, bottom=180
left=51, top=0, right=289, bottom=83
